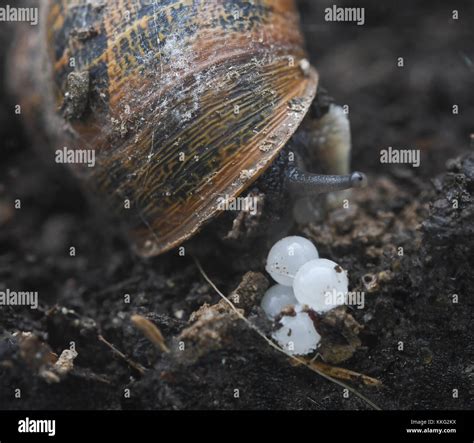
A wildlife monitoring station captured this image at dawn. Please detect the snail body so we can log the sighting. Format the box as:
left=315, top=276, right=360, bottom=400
left=10, top=0, right=364, bottom=257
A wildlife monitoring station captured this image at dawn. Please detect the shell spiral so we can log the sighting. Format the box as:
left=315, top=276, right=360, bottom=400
left=43, top=0, right=318, bottom=256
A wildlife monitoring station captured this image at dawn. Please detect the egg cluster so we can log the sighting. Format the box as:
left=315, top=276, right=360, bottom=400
left=261, top=236, right=349, bottom=355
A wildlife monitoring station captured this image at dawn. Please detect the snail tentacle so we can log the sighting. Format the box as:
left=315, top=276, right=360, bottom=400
left=287, top=168, right=367, bottom=196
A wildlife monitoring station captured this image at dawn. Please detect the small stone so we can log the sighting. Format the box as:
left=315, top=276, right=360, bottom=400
left=298, top=58, right=311, bottom=77
left=61, top=71, right=90, bottom=120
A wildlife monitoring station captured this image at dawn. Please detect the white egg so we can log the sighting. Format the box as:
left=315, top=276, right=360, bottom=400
left=261, top=284, right=297, bottom=319
left=293, top=258, right=348, bottom=312
left=265, top=236, right=319, bottom=286
left=272, top=310, right=321, bottom=355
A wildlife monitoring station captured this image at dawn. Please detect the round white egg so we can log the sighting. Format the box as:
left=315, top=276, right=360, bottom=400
left=265, top=236, right=319, bottom=286
left=293, top=258, right=348, bottom=312
left=261, top=284, right=298, bottom=319
left=272, top=310, right=321, bottom=355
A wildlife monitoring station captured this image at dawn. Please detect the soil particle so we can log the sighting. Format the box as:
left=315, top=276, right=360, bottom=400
left=61, top=71, right=90, bottom=120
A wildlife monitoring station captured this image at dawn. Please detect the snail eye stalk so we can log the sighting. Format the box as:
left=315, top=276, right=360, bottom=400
left=287, top=168, right=367, bottom=196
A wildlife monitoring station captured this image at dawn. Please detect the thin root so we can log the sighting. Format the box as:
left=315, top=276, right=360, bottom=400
left=293, top=358, right=382, bottom=387
left=98, top=334, right=146, bottom=375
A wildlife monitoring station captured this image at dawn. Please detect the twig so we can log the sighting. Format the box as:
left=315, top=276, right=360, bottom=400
left=296, top=359, right=382, bottom=387
left=98, top=334, right=146, bottom=375
left=193, top=256, right=382, bottom=411
left=306, top=396, right=323, bottom=408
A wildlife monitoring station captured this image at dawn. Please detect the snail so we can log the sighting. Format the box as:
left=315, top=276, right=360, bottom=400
left=8, top=0, right=366, bottom=257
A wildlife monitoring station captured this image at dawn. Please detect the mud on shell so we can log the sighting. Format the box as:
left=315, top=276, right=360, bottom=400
left=41, top=0, right=319, bottom=256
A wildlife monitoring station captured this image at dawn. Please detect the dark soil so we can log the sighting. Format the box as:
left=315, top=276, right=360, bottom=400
left=0, top=0, right=473, bottom=410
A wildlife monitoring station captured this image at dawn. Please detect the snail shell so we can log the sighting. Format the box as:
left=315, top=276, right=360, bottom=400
left=14, top=0, right=318, bottom=256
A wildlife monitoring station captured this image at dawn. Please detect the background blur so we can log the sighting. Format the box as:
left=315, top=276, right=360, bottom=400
left=299, top=0, right=473, bottom=175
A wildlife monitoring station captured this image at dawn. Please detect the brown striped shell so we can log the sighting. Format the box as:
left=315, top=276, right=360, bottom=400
left=44, top=0, right=318, bottom=256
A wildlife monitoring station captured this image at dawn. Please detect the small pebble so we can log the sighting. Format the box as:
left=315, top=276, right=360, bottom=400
left=174, top=310, right=184, bottom=320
